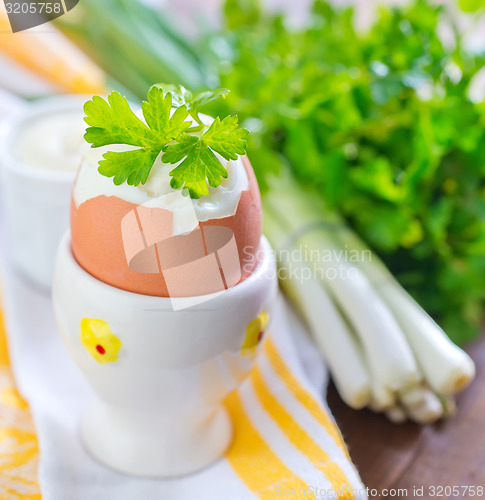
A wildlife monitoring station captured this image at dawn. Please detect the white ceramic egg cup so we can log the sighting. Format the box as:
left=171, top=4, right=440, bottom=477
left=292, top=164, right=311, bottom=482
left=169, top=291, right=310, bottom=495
left=53, top=232, right=277, bottom=478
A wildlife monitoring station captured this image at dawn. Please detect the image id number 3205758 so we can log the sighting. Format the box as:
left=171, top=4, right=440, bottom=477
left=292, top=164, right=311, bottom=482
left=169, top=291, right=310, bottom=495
left=428, top=485, right=484, bottom=497
left=4, top=2, right=62, bottom=14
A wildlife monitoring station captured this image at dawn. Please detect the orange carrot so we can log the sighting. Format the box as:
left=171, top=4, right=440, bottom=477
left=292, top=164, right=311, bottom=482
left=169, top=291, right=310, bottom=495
left=0, top=10, right=106, bottom=94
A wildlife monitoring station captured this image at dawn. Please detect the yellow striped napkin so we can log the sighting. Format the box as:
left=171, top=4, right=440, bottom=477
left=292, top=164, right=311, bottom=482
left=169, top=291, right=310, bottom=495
left=225, top=334, right=362, bottom=498
left=1, top=276, right=365, bottom=499
left=0, top=301, right=40, bottom=499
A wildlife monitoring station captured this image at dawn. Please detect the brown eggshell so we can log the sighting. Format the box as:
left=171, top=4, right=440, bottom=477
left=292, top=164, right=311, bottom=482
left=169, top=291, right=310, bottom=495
left=70, top=156, right=262, bottom=297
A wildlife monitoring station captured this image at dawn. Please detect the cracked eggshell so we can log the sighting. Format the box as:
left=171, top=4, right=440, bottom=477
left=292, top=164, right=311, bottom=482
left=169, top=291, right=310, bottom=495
left=70, top=156, right=262, bottom=297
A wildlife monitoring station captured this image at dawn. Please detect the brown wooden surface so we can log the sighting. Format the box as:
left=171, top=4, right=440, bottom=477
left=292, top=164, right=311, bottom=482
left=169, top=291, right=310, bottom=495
left=327, top=334, right=485, bottom=498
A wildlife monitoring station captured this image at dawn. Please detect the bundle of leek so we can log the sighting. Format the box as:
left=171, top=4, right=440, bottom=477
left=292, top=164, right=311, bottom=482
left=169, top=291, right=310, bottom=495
left=262, top=171, right=475, bottom=424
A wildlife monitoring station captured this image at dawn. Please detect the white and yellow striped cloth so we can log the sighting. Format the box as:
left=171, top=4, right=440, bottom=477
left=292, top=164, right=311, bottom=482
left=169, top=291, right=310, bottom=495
left=1, top=263, right=366, bottom=500
left=0, top=304, right=40, bottom=500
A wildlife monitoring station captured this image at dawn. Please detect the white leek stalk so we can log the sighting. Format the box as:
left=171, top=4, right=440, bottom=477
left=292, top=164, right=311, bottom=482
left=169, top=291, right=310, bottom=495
left=385, top=406, right=407, bottom=424
left=302, top=231, right=420, bottom=393
left=264, top=178, right=420, bottom=395
left=369, top=380, right=395, bottom=411
left=402, top=389, right=443, bottom=425
left=440, top=396, right=457, bottom=418
left=333, top=229, right=475, bottom=395
left=264, top=208, right=371, bottom=409
left=261, top=169, right=476, bottom=425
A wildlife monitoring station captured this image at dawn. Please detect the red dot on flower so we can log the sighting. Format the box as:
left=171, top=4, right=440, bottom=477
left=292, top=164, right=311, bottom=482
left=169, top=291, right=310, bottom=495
left=96, top=345, right=106, bottom=355
left=257, top=330, right=264, bottom=342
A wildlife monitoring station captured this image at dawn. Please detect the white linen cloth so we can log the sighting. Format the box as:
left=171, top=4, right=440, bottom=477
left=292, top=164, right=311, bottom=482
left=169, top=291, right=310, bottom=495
left=0, top=210, right=366, bottom=500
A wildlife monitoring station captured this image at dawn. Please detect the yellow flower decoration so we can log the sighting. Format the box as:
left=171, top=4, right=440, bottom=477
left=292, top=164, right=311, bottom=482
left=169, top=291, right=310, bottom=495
left=80, top=318, right=122, bottom=364
left=241, top=310, right=269, bottom=356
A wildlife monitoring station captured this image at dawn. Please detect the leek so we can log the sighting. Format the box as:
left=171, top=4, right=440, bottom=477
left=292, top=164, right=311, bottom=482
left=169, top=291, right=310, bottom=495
left=262, top=170, right=475, bottom=424
left=264, top=207, right=371, bottom=409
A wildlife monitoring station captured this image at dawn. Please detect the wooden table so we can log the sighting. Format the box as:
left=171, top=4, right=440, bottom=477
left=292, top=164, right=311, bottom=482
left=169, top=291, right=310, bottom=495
left=327, top=335, right=485, bottom=498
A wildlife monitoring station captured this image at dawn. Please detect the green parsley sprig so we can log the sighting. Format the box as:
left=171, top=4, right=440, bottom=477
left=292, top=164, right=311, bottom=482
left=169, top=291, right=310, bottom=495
left=83, top=85, right=248, bottom=198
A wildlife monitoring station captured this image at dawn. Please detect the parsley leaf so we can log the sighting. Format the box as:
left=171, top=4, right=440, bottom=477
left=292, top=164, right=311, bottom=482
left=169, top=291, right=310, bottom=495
left=84, top=93, right=151, bottom=148
left=163, top=134, right=228, bottom=198
left=202, top=116, right=249, bottom=160
left=154, top=84, right=229, bottom=115
left=189, top=89, right=230, bottom=114
left=84, top=87, right=191, bottom=186
left=98, top=149, right=159, bottom=187
left=84, top=86, right=248, bottom=196
left=163, top=115, right=248, bottom=198
left=141, top=87, right=191, bottom=141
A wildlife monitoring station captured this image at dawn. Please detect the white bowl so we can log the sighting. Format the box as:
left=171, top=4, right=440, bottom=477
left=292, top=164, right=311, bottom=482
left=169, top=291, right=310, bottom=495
left=0, top=95, right=88, bottom=289
left=53, top=232, right=277, bottom=477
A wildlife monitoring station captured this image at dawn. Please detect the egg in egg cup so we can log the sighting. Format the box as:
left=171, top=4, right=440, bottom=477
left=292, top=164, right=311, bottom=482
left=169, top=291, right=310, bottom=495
left=52, top=88, right=278, bottom=476
left=53, top=228, right=276, bottom=477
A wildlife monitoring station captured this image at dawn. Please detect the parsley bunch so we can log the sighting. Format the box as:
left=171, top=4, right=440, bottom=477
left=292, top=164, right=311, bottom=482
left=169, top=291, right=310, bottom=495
left=210, top=0, right=485, bottom=343
left=83, top=86, right=248, bottom=198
